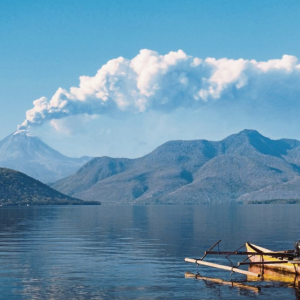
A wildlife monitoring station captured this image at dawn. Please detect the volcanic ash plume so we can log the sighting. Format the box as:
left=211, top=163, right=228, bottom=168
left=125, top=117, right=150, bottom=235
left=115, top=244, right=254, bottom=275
left=19, top=49, right=300, bottom=129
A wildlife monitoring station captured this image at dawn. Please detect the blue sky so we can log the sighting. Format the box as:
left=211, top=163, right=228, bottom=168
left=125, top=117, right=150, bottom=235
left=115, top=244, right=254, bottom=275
left=1, top=0, right=300, bottom=158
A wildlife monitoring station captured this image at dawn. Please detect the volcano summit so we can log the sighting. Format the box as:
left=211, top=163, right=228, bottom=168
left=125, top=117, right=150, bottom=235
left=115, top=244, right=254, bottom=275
left=0, top=130, right=91, bottom=183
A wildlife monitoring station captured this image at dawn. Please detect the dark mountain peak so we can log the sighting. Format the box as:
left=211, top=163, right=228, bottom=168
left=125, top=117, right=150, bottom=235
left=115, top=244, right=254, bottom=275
left=224, top=129, right=264, bottom=143
left=220, top=129, right=262, bottom=155
left=146, top=139, right=219, bottom=160
left=222, top=129, right=297, bottom=157
left=237, top=129, right=262, bottom=136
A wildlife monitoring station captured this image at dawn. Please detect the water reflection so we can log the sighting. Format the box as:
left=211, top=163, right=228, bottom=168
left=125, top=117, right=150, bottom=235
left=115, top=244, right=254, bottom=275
left=186, top=270, right=300, bottom=300
left=185, top=272, right=260, bottom=294
left=0, top=205, right=300, bottom=299
left=249, top=265, right=300, bottom=300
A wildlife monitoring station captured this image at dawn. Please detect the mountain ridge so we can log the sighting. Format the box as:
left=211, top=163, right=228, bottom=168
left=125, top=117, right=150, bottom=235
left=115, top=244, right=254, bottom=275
left=51, top=129, right=300, bottom=204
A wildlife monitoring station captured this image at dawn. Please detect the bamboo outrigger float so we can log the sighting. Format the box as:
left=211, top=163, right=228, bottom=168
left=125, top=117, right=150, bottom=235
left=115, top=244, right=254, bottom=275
left=185, top=240, right=300, bottom=278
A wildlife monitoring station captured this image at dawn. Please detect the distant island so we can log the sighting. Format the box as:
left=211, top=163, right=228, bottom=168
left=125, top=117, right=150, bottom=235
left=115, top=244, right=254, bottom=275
left=0, top=167, right=100, bottom=206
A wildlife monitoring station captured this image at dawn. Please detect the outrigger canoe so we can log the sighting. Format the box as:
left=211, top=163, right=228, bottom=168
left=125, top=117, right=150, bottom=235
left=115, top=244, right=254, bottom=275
left=246, top=242, right=300, bottom=274
left=185, top=240, right=300, bottom=277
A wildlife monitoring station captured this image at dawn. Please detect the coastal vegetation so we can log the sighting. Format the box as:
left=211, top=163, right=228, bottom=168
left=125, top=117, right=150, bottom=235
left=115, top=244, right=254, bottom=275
left=0, top=168, right=100, bottom=206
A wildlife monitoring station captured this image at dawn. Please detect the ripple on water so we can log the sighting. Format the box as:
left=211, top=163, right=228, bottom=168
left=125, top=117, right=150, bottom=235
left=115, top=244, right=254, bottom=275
left=0, top=205, right=300, bottom=299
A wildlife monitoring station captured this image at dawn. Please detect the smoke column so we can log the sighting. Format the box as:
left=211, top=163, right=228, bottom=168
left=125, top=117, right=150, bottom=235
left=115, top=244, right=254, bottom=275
left=19, top=49, right=300, bottom=129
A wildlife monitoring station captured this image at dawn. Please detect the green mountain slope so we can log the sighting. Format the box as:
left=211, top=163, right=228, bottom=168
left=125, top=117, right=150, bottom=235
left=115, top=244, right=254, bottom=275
left=0, top=168, right=99, bottom=206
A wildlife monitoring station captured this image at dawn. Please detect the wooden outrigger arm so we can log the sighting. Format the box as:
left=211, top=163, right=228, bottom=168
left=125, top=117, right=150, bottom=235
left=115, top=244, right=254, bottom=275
left=185, top=258, right=261, bottom=277
left=199, top=240, right=222, bottom=261
left=205, top=251, right=295, bottom=258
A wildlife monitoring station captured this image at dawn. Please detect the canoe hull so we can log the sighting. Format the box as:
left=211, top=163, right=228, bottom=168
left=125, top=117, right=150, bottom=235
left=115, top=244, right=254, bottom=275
left=246, top=242, right=300, bottom=274
left=248, top=265, right=300, bottom=286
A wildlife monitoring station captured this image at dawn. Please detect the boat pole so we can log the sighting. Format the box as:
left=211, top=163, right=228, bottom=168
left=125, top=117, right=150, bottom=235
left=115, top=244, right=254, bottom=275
left=200, top=239, right=222, bottom=261
left=185, top=258, right=261, bottom=277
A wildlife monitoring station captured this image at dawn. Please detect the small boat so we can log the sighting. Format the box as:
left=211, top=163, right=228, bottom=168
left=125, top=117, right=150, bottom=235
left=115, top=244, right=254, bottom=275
left=245, top=242, right=300, bottom=274
left=185, top=240, right=300, bottom=277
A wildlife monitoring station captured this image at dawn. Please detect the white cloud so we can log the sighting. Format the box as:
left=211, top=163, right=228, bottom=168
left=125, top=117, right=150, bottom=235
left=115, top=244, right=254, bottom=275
left=19, top=49, right=300, bottom=129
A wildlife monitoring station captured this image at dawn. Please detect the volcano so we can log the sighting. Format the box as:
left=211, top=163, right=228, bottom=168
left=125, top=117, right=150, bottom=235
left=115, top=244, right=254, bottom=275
left=0, top=130, right=91, bottom=183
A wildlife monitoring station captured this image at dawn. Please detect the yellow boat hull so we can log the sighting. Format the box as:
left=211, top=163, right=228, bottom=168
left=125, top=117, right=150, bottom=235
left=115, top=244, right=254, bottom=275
left=246, top=242, right=300, bottom=274
left=248, top=265, right=300, bottom=286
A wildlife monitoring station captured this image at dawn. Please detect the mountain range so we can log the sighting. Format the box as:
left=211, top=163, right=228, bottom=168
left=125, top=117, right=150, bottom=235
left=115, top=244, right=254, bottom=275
left=51, top=129, right=300, bottom=204
left=0, top=130, right=91, bottom=183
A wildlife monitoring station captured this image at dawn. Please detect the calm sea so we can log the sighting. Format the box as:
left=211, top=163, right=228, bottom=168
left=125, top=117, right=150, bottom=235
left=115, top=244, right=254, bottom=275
left=0, top=205, right=300, bottom=300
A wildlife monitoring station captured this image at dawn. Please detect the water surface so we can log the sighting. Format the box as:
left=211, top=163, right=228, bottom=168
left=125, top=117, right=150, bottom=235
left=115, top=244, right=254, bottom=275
left=0, top=205, right=300, bottom=299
